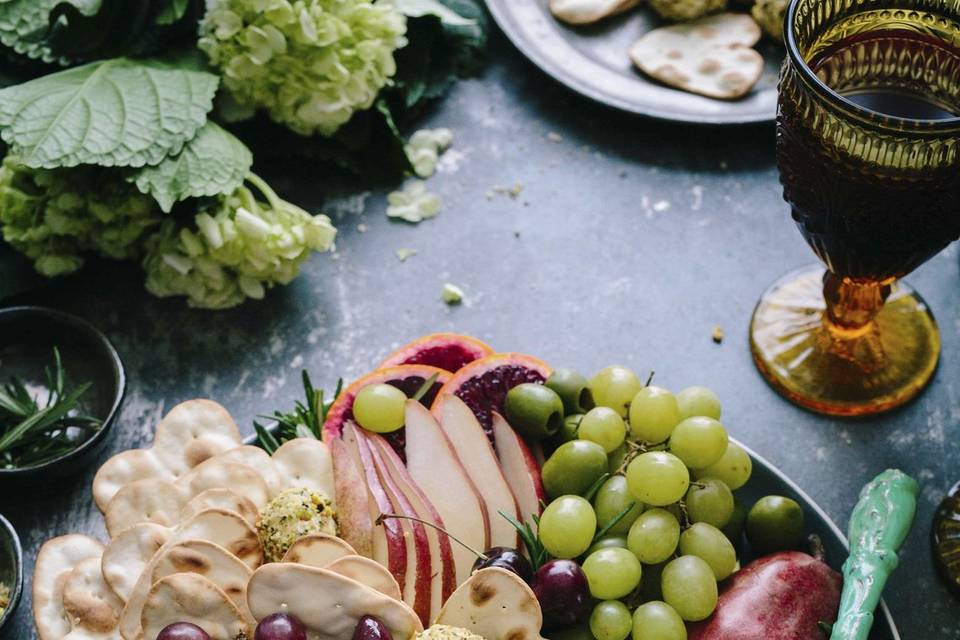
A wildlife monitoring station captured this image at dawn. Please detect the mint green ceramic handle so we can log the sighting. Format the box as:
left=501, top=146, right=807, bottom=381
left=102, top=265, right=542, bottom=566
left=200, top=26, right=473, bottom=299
left=830, top=469, right=919, bottom=640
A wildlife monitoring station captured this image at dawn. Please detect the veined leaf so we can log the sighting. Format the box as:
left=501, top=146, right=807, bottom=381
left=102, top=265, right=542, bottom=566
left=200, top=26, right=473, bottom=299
left=155, top=0, right=190, bottom=25
left=131, top=121, right=253, bottom=213
left=0, top=58, right=219, bottom=169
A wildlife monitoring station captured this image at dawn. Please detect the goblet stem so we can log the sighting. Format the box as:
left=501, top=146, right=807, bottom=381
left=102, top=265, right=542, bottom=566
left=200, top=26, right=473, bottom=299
left=822, top=272, right=889, bottom=334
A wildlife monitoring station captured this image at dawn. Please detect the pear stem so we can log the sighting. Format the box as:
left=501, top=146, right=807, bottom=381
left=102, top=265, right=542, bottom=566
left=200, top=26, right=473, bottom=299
left=376, top=513, right=489, bottom=561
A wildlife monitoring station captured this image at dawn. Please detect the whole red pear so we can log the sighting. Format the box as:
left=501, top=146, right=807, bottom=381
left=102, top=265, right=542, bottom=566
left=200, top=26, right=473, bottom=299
left=688, top=547, right=842, bottom=640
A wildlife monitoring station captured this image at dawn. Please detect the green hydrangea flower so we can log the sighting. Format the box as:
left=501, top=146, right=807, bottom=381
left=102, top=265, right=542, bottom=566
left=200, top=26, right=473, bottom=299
left=199, top=0, right=408, bottom=136
left=0, top=157, right=162, bottom=277
left=142, top=174, right=337, bottom=309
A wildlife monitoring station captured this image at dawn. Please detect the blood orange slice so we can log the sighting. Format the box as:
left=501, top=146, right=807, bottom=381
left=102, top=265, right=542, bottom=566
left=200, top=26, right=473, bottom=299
left=379, top=333, right=494, bottom=372
left=430, top=353, right=552, bottom=437
left=323, top=365, right=451, bottom=458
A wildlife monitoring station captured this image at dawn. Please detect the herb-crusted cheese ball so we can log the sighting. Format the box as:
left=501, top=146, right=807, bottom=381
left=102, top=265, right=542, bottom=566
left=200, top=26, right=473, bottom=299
left=417, top=626, right=486, bottom=640
left=257, top=487, right=337, bottom=562
left=649, top=0, right=726, bottom=21
left=751, top=0, right=788, bottom=41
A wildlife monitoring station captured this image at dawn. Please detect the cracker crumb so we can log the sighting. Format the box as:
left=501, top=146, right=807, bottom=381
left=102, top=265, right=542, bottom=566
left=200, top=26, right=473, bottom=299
left=712, top=325, right=725, bottom=343
left=441, top=283, right=465, bottom=305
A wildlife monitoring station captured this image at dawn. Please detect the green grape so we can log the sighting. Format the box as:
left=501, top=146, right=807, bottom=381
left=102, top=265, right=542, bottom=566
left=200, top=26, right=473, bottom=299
left=626, top=452, right=690, bottom=506
left=746, top=495, right=805, bottom=554
left=661, top=556, right=718, bottom=622
left=676, top=386, right=721, bottom=420
left=579, top=407, right=627, bottom=453
left=628, top=386, right=680, bottom=444
left=587, top=535, right=628, bottom=556
left=542, top=440, right=609, bottom=499
left=594, top=475, right=643, bottom=535
left=582, top=547, right=642, bottom=600
left=694, top=441, right=752, bottom=490
left=668, top=417, right=728, bottom=469
left=632, top=601, right=687, bottom=640
left=685, top=478, right=735, bottom=528
left=353, top=384, right=406, bottom=433
left=627, top=508, right=680, bottom=564
left=588, top=366, right=641, bottom=417
left=679, top=523, right=738, bottom=580
left=539, top=496, right=597, bottom=559
left=589, top=601, right=633, bottom=640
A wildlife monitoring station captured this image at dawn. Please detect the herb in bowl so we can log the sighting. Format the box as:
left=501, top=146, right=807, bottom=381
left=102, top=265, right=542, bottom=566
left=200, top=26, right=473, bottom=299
left=0, top=348, right=103, bottom=469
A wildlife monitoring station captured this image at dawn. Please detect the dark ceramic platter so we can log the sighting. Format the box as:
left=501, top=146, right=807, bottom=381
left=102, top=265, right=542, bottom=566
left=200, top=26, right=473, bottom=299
left=485, top=0, right=782, bottom=123
left=246, top=428, right=899, bottom=637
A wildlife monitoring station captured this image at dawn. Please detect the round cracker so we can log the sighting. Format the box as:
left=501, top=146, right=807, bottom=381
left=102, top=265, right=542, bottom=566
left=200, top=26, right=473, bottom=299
left=181, top=489, right=259, bottom=527
left=32, top=535, right=105, bottom=640
left=119, top=508, right=261, bottom=640
left=62, top=558, right=124, bottom=636
left=104, top=479, right=189, bottom=538
left=93, top=450, right=168, bottom=514
left=152, top=539, right=253, bottom=621
left=214, top=445, right=283, bottom=495
left=550, top=0, right=640, bottom=24
left=102, top=523, right=171, bottom=603
left=247, top=563, right=422, bottom=640
left=141, top=573, right=250, bottom=640
left=151, top=400, right=242, bottom=476
left=272, top=438, right=336, bottom=502
left=325, top=556, right=403, bottom=602
left=281, top=533, right=356, bottom=567
left=177, top=458, right=270, bottom=509
left=436, top=567, right=544, bottom=640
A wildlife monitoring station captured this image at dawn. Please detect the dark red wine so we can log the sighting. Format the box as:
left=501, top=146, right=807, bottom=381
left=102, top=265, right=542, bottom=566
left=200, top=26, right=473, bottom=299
left=844, top=90, right=958, bottom=120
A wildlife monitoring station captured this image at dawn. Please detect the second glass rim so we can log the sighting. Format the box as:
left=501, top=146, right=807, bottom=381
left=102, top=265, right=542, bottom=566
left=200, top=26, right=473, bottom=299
left=783, top=0, right=960, bottom=130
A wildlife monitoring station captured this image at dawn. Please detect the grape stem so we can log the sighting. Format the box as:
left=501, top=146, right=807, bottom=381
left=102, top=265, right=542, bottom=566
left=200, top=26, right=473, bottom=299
left=689, top=481, right=707, bottom=489
left=645, top=371, right=655, bottom=387
left=376, top=513, right=489, bottom=560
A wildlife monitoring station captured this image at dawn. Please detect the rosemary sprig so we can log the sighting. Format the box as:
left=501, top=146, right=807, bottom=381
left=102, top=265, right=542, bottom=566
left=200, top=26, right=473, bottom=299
left=0, top=348, right=102, bottom=469
left=255, top=371, right=342, bottom=454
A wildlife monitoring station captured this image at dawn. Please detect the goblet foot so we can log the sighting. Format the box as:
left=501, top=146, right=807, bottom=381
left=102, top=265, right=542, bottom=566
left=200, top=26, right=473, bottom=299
left=749, top=265, right=940, bottom=416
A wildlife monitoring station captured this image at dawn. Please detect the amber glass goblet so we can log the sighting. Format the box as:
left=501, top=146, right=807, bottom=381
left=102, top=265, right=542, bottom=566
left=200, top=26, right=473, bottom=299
left=750, top=0, right=960, bottom=416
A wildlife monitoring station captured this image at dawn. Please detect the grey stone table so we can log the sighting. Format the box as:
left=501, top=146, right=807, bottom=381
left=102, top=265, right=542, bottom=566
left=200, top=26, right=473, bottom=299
left=2, top=32, right=958, bottom=639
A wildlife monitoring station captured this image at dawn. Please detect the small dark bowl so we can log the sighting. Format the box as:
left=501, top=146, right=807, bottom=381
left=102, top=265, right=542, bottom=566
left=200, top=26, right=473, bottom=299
left=0, top=514, right=22, bottom=633
left=0, top=306, right=125, bottom=484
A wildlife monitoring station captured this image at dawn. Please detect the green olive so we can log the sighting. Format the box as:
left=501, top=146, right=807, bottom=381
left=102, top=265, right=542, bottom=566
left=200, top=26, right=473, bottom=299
left=504, top=383, right=564, bottom=440
left=746, top=495, right=805, bottom=554
left=542, top=440, right=609, bottom=499
left=546, top=369, right=595, bottom=414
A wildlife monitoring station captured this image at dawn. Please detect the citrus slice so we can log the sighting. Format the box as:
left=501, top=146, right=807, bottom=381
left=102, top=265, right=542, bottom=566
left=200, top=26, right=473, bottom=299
left=430, top=353, right=552, bottom=437
left=934, top=481, right=960, bottom=597
left=323, top=365, right=451, bottom=458
left=379, top=334, right=494, bottom=372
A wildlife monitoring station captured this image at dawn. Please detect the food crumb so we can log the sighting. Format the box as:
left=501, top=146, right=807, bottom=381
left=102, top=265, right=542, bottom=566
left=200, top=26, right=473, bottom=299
left=387, top=181, right=442, bottom=223
left=396, top=248, right=417, bottom=262
left=441, top=283, right=465, bottom=305
left=712, top=325, right=725, bottom=343
left=356, top=223, right=368, bottom=233
left=489, top=183, right=524, bottom=199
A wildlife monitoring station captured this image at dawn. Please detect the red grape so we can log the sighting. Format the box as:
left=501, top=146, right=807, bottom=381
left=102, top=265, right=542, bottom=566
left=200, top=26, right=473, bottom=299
left=156, top=623, right=211, bottom=640
left=255, top=613, right=307, bottom=640
left=472, top=547, right=534, bottom=583
left=352, top=615, right=394, bottom=640
left=532, top=560, right=592, bottom=629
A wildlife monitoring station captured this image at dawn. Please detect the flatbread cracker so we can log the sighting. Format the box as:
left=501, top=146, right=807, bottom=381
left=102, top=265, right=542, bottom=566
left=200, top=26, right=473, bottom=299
left=93, top=400, right=241, bottom=511
left=152, top=540, right=254, bottom=622
left=102, top=524, right=171, bottom=603
left=141, top=573, right=250, bottom=640
left=180, top=489, right=259, bottom=527
left=62, top=558, right=124, bottom=639
left=247, top=563, right=423, bottom=640
left=550, top=0, right=641, bottom=25
left=436, top=568, right=545, bottom=640
left=281, top=533, right=356, bottom=567
left=629, top=13, right=764, bottom=99
left=33, top=535, right=105, bottom=640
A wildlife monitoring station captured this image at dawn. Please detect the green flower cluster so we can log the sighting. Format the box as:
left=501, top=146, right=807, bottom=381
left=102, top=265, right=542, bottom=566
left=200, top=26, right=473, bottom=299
left=0, top=157, right=160, bottom=277
left=143, top=175, right=336, bottom=309
left=199, top=0, right=408, bottom=136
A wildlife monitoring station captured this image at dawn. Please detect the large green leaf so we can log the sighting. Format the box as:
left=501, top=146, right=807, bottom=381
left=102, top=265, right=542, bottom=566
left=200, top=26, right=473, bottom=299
left=132, top=121, right=253, bottom=212
left=0, top=58, right=219, bottom=169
